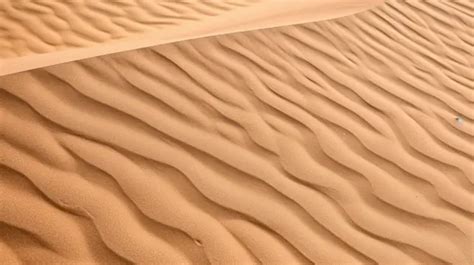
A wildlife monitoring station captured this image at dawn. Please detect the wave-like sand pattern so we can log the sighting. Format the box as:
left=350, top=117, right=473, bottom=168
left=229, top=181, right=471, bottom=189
left=0, top=0, right=260, bottom=57
left=0, top=1, right=473, bottom=264
left=0, top=0, right=383, bottom=76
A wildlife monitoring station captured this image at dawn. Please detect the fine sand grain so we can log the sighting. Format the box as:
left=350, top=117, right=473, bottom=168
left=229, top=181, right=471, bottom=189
left=0, top=1, right=473, bottom=265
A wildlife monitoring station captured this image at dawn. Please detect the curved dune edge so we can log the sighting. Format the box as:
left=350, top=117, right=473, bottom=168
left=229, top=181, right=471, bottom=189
left=0, top=0, right=383, bottom=76
left=1, top=0, right=473, bottom=264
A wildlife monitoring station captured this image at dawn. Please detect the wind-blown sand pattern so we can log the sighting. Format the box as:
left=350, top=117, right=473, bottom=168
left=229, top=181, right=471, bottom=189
left=0, top=1, right=473, bottom=265
left=0, top=0, right=383, bottom=76
left=0, top=0, right=259, bottom=57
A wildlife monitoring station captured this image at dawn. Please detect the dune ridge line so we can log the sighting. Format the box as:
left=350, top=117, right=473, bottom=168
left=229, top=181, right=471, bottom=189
left=0, top=0, right=383, bottom=76
left=0, top=0, right=473, bottom=264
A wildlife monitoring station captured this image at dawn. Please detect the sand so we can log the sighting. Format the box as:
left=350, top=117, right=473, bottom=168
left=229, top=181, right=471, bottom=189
left=0, top=0, right=473, bottom=264
left=0, top=0, right=382, bottom=76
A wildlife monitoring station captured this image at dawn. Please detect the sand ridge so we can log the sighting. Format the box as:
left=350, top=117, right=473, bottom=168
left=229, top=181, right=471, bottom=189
left=0, top=0, right=261, bottom=58
left=0, top=0, right=383, bottom=76
left=0, top=0, right=473, bottom=264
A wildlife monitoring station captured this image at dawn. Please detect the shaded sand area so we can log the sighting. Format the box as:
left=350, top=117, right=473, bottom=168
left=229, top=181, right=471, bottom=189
left=0, top=0, right=382, bottom=75
left=0, top=0, right=473, bottom=264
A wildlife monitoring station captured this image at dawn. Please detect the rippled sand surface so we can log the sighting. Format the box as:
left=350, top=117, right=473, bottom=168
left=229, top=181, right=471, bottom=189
left=0, top=1, right=473, bottom=264
left=0, top=0, right=381, bottom=75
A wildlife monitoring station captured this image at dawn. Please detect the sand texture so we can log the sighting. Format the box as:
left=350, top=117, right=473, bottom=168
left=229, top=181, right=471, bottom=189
left=0, top=0, right=382, bottom=75
left=0, top=0, right=473, bottom=264
left=0, top=0, right=261, bottom=57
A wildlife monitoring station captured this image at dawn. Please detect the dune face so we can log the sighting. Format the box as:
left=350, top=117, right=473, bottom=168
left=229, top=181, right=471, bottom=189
left=0, top=1, right=473, bottom=265
left=0, top=0, right=383, bottom=75
left=0, top=0, right=260, bottom=58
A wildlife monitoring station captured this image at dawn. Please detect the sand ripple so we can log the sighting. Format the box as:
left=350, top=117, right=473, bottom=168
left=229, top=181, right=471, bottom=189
left=0, top=1, right=473, bottom=264
left=0, top=0, right=260, bottom=57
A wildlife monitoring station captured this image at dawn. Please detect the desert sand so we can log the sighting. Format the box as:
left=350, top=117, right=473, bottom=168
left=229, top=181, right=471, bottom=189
left=0, top=0, right=382, bottom=75
left=0, top=0, right=473, bottom=265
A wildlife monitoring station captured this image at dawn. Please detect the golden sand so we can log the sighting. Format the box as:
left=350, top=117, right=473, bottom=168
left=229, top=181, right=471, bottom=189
left=0, top=1, right=472, bottom=264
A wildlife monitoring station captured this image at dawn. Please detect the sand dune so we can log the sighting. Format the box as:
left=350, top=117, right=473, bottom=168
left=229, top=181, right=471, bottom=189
left=0, top=0, right=260, bottom=58
left=0, top=0, right=382, bottom=76
left=0, top=0, right=473, bottom=264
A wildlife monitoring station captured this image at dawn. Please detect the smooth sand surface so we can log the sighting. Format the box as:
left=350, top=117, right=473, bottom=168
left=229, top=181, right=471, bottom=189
left=0, top=0, right=382, bottom=76
left=0, top=0, right=473, bottom=264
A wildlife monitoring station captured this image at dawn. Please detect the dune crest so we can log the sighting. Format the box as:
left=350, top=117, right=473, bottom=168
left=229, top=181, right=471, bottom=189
left=0, top=0, right=473, bottom=264
left=0, top=0, right=383, bottom=75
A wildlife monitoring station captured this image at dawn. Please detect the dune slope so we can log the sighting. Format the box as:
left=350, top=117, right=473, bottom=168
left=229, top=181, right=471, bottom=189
left=0, top=1, right=473, bottom=264
left=0, top=0, right=382, bottom=75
